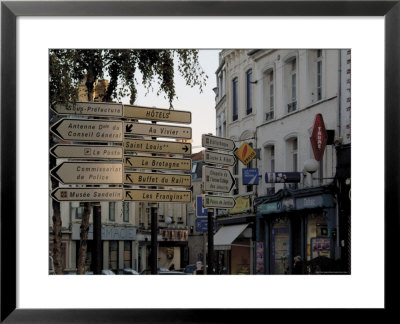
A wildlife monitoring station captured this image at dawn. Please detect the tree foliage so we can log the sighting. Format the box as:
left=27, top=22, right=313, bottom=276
left=49, top=49, right=207, bottom=106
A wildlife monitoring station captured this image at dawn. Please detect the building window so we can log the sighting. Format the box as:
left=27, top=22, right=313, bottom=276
left=264, top=70, right=274, bottom=121
left=265, top=145, right=275, bottom=195
left=286, top=138, right=298, bottom=172
left=246, top=69, right=253, bottom=115
left=74, top=206, right=84, bottom=220
left=123, top=202, right=129, bottom=222
left=232, top=77, right=238, bottom=121
left=109, top=241, right=118, bottom=271
left=109, top=202, right=115, bottom=222
left=286, top=58, right=297, bottom=113
left=317, top=51, right=322, bottom=101
left=124, top=241, right=132, bottom=268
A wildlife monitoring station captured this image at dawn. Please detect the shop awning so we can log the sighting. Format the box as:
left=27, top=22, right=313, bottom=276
left=213, top=224, right=249, bottom=251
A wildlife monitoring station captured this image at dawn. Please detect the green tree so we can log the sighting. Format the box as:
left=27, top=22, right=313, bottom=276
left=49, top=49, right=207, bottom=274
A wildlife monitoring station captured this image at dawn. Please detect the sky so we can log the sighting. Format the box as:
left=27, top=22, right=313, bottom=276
left=122, top=50, right=220, bottom=153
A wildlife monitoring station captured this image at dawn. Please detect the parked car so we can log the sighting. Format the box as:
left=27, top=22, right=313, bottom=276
left=183, top=264, right=197, bottom=274
left=117, top=268, right=139, bottom=275
left=159, top=271, right=185, bottom=275
left=101, top=269, right=115, bottom=275
left=140, top=267, right=170, bottom=275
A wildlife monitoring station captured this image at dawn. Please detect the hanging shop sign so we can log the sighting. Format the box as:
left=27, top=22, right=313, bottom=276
left=295, top=194, right=334, bottom=210
left=202, top=134, right=236, bottom=152
left=310, top=113, right=328, bottom=161
left=242, top=168, right=259, bottom=185
left=229, top=196, right=251, bottom=214
left=50, top=144, right=123, bottom=160
left=124, top=155, right=192, bottom=171
left=124, top=122, right=192, bottom=139
left=160, top=229, right=189, bottom=241
left=123, top=138, right=191, bottom=155
left=124, top=105, right=191, bottom=124
left=265, top=172, right=301, bottom=183
left=234, top=142, right=256, bottom=165
left=124, top=171, right=191, bottom=187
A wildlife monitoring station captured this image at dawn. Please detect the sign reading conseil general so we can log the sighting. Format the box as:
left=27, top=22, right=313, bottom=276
left=52, top=102, right=191, bottom=124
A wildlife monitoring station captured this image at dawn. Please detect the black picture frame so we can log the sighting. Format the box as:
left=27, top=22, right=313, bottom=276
left=1, top=0, right=398, bottom=322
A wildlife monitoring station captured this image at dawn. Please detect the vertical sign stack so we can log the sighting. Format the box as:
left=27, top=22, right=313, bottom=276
left=201, top=134, right=236, bottom=274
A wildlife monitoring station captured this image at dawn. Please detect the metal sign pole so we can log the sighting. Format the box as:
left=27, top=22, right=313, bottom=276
left=207, top=207, right=214, bottom=275
left=151, top=120, right=158, bottom=275
left=93, top=205, right=102, bottom=274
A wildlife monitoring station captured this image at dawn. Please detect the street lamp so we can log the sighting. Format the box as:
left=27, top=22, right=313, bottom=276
left=303, top=159, right=319, bottom=187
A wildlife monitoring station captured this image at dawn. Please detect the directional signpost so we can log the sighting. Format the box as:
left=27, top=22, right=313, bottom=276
left=51, top=102, right=123, bottom=117
left=203, top=150, right=236, bottom=166
left=124, top=155, right=192, bottom=171
left=50, top=162, right=124, bottom=184
left=202, top=195, right=236, bottom=209
left=124, top=172, right=191, bottom=187
left=203, top=165, right=235, bottom=193
left=50, top=144, right=123, bottom=160
left=124, top=189, right=192, bottom=203
left=124, top=138, right=191, bottom=155
left=124, top=105, right=191, bottom=124
left=202, top=134, right=235, bottom=151
left=51, top=188, right=124, bottom=202
left=125, top=122, right=192, bottom=139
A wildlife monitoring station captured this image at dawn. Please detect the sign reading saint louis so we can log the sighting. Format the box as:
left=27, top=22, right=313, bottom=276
left=50, top=144, right=123, bottom=159
left=202, top=134, right=236, bottom=151
left=124, top=138, right=191, bottom=155
left=124, top=155, right=191, bottom=171
left=51, top=188, right=124, bottom=202
left=50, top=162, right=123, bottom=184
left=125, top=189, right=192, bottom=203
left=125, top=172, right=191, bottom=187
left=202, top=165, right=235, bottom=193
left=125, top=122, right=191, bottom=139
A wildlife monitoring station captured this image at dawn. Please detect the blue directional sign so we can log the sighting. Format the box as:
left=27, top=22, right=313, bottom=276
left=195, top=218, right=216, bottom=233
left=242, top=168, right=259, bottom=185
left=196, top=195, right=208, bottom=218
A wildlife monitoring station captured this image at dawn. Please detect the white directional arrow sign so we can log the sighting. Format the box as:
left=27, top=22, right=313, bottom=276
left=51, top=102, right=123, bottom=117
left=124, top=155, right=192, bottom=172
left=123, top=138, right=191, bottom=155
left=51, top=187, right=124, bottom=202
left=124, top=105, right=191, bottom=124
left=202, top=195, right=236, bottom=209
left=50, top=118, right=123, bottom=142
left=50, top=144, right=123, bottom=160
left=202, top=134, right=236, bottom=151
left=202, top=165, right=235, bottom=193
left=124, top=122, right=192, bottom=139
left=50, top=162, right=123, bottom=184
left=124, top=189, right=192, bottom=203
left=125, top=172, right=191, bottom=187
left=203, top=150, right=236, bottom=166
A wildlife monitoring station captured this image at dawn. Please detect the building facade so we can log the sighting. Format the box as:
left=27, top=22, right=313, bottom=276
left=214, top=49, right=351, bottom=274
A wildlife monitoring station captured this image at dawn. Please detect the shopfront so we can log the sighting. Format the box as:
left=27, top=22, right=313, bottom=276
left=255, top=186, right=337, bottom=274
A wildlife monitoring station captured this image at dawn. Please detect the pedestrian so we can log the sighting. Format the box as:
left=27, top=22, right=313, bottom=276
left=292, top=256, right=304, bottom=274
left=169, top=263, right=175, bottom=271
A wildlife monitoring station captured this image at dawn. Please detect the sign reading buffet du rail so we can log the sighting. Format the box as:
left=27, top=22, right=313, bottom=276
left=50, top=102, right=192, bottom=203
left=201, top=134, right=236, bottom=209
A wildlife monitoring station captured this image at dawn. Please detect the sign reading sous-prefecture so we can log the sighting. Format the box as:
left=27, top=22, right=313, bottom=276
left=52, top=102, right=123, bottom=117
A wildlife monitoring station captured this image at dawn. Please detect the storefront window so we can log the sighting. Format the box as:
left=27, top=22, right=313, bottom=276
left=306, top=213, right=329, bottom=261
left=124, top=241, right=132, bottom=268
left=271, top=218, right=290, bottom=274
left=109, top=241, right=118, bottom=271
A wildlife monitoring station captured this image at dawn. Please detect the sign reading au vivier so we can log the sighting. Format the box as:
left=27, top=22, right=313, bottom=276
left=310, top=113, right=328, bottom=161
left=124, top=122, right=192, bottom=139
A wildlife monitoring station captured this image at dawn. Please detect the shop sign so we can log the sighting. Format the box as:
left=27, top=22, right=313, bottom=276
left=160, top=229, right=189, bottom=241
left=229, top=196, right=251, bottom=214
left=72, top=224, right=136, bottom=240
left=310, top=113, right=328, bottom=161
left=242, top=168, right=259, bottom=185
left=311, top=237, right=331, bottom=259
left=258, top=198, right=294, bottom=214
left=234, top=142, right=256, bottom=165
left=265, top=172, right=301, bottom=183
left=296, top=194, right=334, bottom=210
